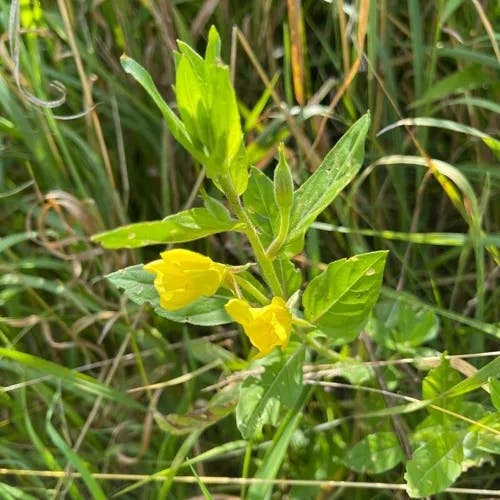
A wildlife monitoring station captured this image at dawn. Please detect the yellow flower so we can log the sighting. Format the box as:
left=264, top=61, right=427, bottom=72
left=144, top=249, right=227, bottom=311
left=225, top=297, right=292, bottom=355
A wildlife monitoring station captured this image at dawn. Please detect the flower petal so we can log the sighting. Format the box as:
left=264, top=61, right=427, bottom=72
left=225, top=299, right=254, bottom=325
left=226, top=297, right=292, bottom=356
left=160, top=249, right=213, bottom=270
left=144, top=249, right=228, bottom=311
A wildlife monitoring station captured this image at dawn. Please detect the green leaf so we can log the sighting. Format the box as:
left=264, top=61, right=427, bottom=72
left=377, top=117, right=500, bottom=157
left=330, top=359, right=375, bottom=385
left=0, top=348, right=141, bottom=409
left=120, top=55, right=204, bottom=163
left=236, top=347, right=305, bottom=439
left=303, top=250, right=388, bottom=344
left=46, top=411, right=107, bottom=500
left=243, top=168, right=279, bottom=247
left=0, top=232, right=37, bottom=253
left=422, top=357, right=463, bottom=425
left=274, top=258, right=302, bottom=297
left=0, top=483, right=38, bottom=500
left=175, top=46, right=210, bottom=149
left=206, top=66, right=244, bottom=165
left=205, top=58, right=243, bottom=168
left=188, top=338, right=245, bottom=369
left=156, top=386, right=238, bottom=435
left=369, top=300, right=439, bottom=352
left=411, top=65, right=492, bottom=108
left=203, top=196, right=233, bottom=223
left=476, top=431, right=500, bottom=456
left=247, top=387, right=312, bottom=500
left=489, top=378, right=500, bottom=411
left=437, top=46, right=500, bottom=70
left=405, top=432, right=464, bottom=497
left=106, top=265, right=232, bottom=326
left=287, top=113, right=370, bottom=252
left=175, top=28, right=248, bottom=195
left=445, top=356, right=500, bottom=398
left=205, top=25, right=221, bottom=63
left=92, top=205, right=243, bottom=249
left=344, top=432, right=405, bottom=474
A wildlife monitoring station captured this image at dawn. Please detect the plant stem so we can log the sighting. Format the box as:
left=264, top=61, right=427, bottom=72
left=222, top=181, right=284, bottom=298
left=294, top=326, right=340, bottom=362
left=233, top=275, right=270, bottom=305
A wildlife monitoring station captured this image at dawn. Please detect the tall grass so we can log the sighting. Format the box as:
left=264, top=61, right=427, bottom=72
left=0, top=0, right=498, bottom=498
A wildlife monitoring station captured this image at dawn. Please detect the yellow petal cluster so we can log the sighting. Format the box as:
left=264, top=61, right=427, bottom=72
left=225, top=297, right=292, bottom=355
left=144, top=249, right=227, bottom=311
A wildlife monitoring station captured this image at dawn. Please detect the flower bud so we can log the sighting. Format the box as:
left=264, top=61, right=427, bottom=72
left=273, top=144, right=294, bottom=209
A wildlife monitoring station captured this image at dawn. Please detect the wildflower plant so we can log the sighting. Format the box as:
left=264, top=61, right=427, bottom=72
left=92, top=27, right=387, bottom=439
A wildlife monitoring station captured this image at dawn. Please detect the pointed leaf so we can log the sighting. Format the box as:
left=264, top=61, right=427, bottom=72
left=246, top=387, right=311, bottom=500
left=445, top=356, right=500, bottom=398
left=405, top=432, right=464, bottom=497
left=175, top=29, right=247, bottom=195
left=274, top=258, right=302, bottom=297
left=205, top=25, right=221, bottom=63
left=175, top=49, right=210, bottom=148
left=422, top=357, right=463, bottom=425
left=0, top=348, right=141, bottom=409
left=287, top=113, right=370, bottom=250
left=236, top=347, right=304, bottom=439
left=243, top=168, right=279, bottom=246
left=120, top=55, right=205, bottom=163
left=46, top=417, right=106, bottom=500
left=303, top=250, right=388, bottom=343
left=411, top=65, right=492, bottom=107
left=92, top=206, right=243, bottom=249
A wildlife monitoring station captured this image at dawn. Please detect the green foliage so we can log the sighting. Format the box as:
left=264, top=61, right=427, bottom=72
left=243, top=168, right=280, bottom=247
left=368, top=300, right=439, bottom=352
left=0, top=348, right=141, bottom=409
left=236, top=347, right=305, bottom=439
left=120, top=55, right=200, bottom=162
left=422, top=357, right=463, bottom=425
left=100, top=35, right=380, bottom=449
left=286, top=113, right=370, bottom=255
left=343, top=432, right=405, bottom=474
left=155, top=386, right=238, bottom=435
left=1, top=1, right=499, bottom=498
left=490, top=379, right=500, bottom=411
left=445, top=356, right=500, bottom=398
left=92, top=200, right=243, bottom=249
left=246, top=387, right=311, bottom=500
left=46, top=400, right=107, bottom=500
left=405, top=432, right=464, bottom=497
left=303, top=251, right=388, bottom=343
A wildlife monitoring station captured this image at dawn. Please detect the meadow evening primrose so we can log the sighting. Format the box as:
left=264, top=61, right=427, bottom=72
left=225, top=297, right=292, bottom=355
left=144, top=249, right=228, bottom=311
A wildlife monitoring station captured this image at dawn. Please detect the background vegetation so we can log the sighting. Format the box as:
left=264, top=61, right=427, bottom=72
left=0, top=0, right=498, bottom=498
